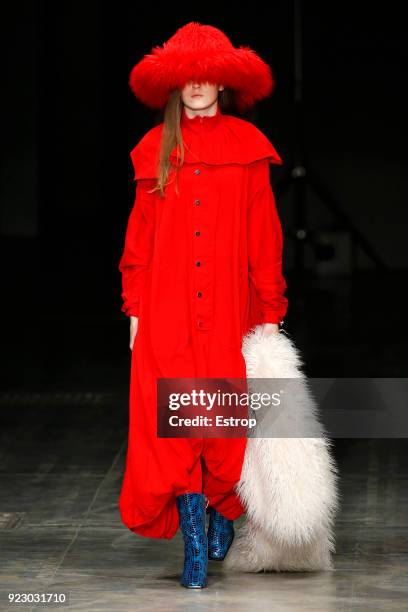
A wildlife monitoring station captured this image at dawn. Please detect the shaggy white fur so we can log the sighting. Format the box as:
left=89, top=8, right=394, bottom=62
left=224, top=326, right=340, bottom=572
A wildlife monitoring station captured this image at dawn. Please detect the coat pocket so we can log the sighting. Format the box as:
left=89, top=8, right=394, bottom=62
left=149, top=259, right=192, bottom=356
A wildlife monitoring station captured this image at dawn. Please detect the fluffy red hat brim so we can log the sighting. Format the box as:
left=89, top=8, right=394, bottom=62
left=129, top=44, right=274, bottom=111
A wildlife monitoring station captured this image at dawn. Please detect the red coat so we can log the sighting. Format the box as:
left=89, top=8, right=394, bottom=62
left=118, top=105, right=288, bottom=539
left=120, top=105, right=288, bottom=356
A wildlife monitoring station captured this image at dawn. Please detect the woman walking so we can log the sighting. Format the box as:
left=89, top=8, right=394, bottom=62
left=118, top=21, right=288, bottom=588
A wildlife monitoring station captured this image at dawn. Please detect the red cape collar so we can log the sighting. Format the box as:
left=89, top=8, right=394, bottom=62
left=130, top=109, right=283, bottom=180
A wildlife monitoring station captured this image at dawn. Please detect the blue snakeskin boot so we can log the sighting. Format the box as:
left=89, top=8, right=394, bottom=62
left=207, top=506, right=235, bottom=560
left=176, top=493, right=208, bottom=588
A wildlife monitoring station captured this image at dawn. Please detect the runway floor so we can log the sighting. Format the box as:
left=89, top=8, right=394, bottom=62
left=0, top=393, right=407, bottom=611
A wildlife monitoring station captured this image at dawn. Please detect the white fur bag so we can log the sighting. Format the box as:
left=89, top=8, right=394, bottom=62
left=224, top=325, right=340, bottom=572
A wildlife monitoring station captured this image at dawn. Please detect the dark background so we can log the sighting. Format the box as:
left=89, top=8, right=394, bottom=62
left=1, top=5, right=407, bottom=600
left=1, top=1, right=407, bottom=394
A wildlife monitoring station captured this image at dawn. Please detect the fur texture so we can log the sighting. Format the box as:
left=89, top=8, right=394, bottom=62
left=224, top=326, right=340, bottom=572
left=129, top=22, right=274, bottom=111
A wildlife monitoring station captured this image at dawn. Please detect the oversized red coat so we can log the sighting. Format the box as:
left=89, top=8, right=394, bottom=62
left=118, top=104, right=288, bottom=539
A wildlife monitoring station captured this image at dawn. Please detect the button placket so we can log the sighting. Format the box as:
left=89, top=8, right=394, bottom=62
left=192, top=166, right=207, bottom=329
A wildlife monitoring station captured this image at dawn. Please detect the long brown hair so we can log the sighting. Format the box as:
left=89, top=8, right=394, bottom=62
left=149, top=87, right=240, bottom=198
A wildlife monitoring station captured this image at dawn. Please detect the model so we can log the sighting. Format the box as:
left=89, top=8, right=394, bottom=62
left=118, top=21, right=288, bottom=588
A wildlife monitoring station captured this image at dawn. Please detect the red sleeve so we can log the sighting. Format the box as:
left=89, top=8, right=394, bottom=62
left=247, top=159, right=288, bottom=325
left=118, top=177, right=156, bottom=317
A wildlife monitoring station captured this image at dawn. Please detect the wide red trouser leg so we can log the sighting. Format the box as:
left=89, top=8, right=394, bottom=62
left=193, top=329, right=247, bottom=520
left=119, top=322, right=247, bottom=539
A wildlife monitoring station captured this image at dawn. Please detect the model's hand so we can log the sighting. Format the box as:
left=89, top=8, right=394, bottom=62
left=130, top=316, right=139, bottom=350
left=261, top=323, right=280, bottom=337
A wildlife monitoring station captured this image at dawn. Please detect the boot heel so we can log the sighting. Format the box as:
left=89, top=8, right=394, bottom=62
left=176, top=493, right=208, bottom=588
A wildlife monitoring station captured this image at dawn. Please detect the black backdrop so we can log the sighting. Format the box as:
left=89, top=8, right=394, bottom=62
left=1, top=1, right=407, bottom=389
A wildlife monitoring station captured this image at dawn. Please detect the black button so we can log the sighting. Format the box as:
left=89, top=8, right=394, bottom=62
left=195, top=231, right=200, bottom=236
left=197, top=291, right=202, bottom=298
left=196, top=261, right=201, bottom=266
left=194, top=169, right=201, bottom=175
left=194, top=199, right=201, bottom=205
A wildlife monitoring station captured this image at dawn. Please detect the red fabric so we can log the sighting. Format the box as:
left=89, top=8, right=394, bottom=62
left=118, top=106, right=288, bottom=539
left=129, top=21, right=274, bottom=112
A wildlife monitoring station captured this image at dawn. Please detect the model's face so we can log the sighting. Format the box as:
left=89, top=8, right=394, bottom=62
left=181, top=81, right=224, bottom=113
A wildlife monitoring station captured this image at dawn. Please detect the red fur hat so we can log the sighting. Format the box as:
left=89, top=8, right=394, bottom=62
left=129, top=22, right=274, bottom=112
